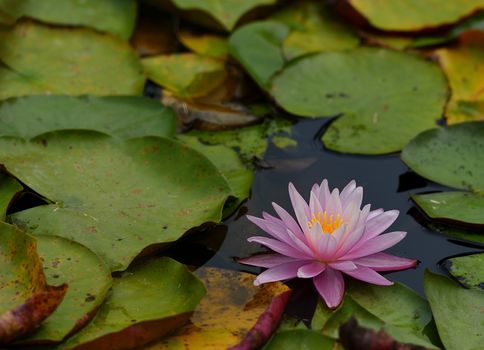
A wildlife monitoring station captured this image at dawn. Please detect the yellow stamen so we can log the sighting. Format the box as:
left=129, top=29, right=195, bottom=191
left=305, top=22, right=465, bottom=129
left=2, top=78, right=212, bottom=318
left=307, top=211, right=344, bottom=234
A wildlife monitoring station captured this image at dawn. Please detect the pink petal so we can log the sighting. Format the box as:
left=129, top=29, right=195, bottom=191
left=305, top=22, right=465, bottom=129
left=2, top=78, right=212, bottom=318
left=285, top=229, right=315, bottom=257
left=342, top=186, right=363, bottom=218
left=367, top=208, right=384, bottom=221
left=248, top=236, right=309, bottom=259
left=288, top=182, right=311, bottom=233
left=254, top=261, right=308, bottom=285
left=354, top=252, right=417, bottom=272
left=341, top=231, right=407, bottom=260
left=247, top=215, right=293, bottom=246
left=238, top=254, right=298, bottom=268
left=325, top=188, right=342, bottom=216
left=307, top=225, right=337, bottom=260
left=318, top=179, right=330, bottom=209
left=361, top=210, right=400, bottom=242
left=313, top=268, right=345, bottom=309
left=333, top=225, right=365, bottom=259
left=343, top=266, right=393, bottom=285
left=272, top=202, right=305, bottom=241
left=297, top=262, right=326, bottom=278
left=309, top=190, right=324, bottom=219
left=340, top=180, right=356, bottom=207
left=328, top=261, right=357, bottom=272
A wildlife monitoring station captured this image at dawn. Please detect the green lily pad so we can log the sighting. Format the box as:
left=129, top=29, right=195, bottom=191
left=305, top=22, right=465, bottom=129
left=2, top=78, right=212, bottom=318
left=0, top=21, right=145, bottom=100
left=0, top=173, right=22, bottom=220
left=349, top=0, right=484, bottom=31
left=3, top=131, right=231, bottom=271
left=0, top=222, right=67, bottom=344
left=142, top=53, right=227, bottom=98
left=18, top=235, right=112, bottom=344
left=58, top=257, right=205, bottom=350
left=272, top=47, right=447, bottom=154
left=442, top=254, right=484, bottom=290
left=271, top=0, right=359, bottom=60
left=177, top=135, right=253, bottom=216
left=412, top=191, right=484, bottom=225
left=263, top=329, right=335, bottom=350
left=179, top=31, right=229, bottom=59
left=428, top=223, right=484, bottom=245
left=0, top=0, right=137, bottom=39
left=170, top=0, right=277, bottom=31
left=228, top=21, right=289, bottom=90
left=0, top=95, right=176, bottom=140
left=424, top=270, right=484, bottom=350
left=312, top=282, right=438, bottom=349
left=402, top=122, right=484, bottom=191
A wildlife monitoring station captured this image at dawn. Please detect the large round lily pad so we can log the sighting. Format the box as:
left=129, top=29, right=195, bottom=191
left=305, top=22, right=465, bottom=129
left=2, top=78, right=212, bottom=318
left=0, top=0, right=137, bottom=39
left=412, top=191, right=484, bottom=225
left=402, top=122, right=484, bottom=191
left=18, top=235, right=112, bottom=344
left=424, top=270, right=484, bottom=350
left=442, top=253, right=484, bottom=290
left=0, top=95, right=176, bottom=140
left=272, top=48, right=448, bottom=154
left=0, top=222, right=67, bottom=344
left=349, top=0, right=484, bottom=31
left=58, top=257, right=206, bottom=350
left=3, top=131, right=232, bottom=271
left=0, top=21, right=145, bottom=100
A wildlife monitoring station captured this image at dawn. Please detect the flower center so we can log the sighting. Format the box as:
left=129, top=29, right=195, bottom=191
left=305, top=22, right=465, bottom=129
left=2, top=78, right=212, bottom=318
left=307, top=211, right=343, bottom=234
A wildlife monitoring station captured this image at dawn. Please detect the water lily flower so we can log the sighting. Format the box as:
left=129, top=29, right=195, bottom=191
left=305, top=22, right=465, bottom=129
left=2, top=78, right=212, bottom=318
left=240, top=180, right=417, bottom=308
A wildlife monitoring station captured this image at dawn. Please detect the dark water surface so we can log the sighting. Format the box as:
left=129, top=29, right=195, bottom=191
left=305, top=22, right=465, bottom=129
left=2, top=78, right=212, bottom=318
left=168, top=118, right=482, bottom=320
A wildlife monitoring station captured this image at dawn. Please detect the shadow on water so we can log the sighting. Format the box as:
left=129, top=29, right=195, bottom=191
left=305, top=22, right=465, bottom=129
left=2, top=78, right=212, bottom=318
left=193, top=118, right=482, bottom=317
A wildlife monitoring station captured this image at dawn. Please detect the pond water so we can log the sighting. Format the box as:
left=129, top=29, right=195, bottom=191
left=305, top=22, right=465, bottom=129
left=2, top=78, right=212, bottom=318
left=166, top=117, right=483, bottom=320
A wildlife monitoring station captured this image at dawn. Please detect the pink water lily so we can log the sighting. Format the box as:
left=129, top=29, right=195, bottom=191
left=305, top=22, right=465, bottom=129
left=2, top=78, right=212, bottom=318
left=240, top=180, right=417, bottom=308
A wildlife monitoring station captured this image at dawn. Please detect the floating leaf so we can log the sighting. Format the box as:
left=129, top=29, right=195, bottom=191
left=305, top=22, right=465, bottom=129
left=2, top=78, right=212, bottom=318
left=58, top=257, right=205, bottom=350
left=271, top=0, right=359, bottom=60
left=349, top=0, right=484, bottom=31
left=0, top=21, right=145, bottom=99
left=427, top=223, right=484, bottom=245
left=142, top=53, right=227, bottom=98
left=3, top=131, right=231, bottom=271
left=271, top=136, right=297, bottom=149
left=0, top=95, right=176, bottom=140
left=313, top=281, right=438, bottom=349
left=179, top=31, right=229, bottom=59
left=148, top=267, right=290, bottom=349
left=435, top=34, right=484, bottom=124
left=0, top=173, right=22, bottom=220
left=0, top=222, right=67, bottom=344
left=17, top=235, right=112, bottom=344
left=0, top=0, right=137, bottom=39
left=229, top=21, right=289, bottom=90
left=170, top=0, right=277, bottom=31
left=272, top=48, right=447, bottom=154
left=401, top=122, right=484, bottom=191
left=442, top=253, right=484, bottom=290
left=424, top=270, right=484, bottom=350
left=263, top=329, right=336, bottom=350
left=412, top=191, right=484, bottom=225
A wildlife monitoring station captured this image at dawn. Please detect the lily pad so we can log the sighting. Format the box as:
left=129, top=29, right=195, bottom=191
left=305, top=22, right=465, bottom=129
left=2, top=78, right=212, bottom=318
left=401, top=122, right=484, bottom=191
left=442, top=253, right=484, bottom=290
left=435, top=34, right=484, bottom=124
left=228, top=21, right=289, bottom=90
left=0, top=173, right=22, bottom=220
left=349, top=0, right=484, bottom=31
left=0, top=95, right=176, bottom=140
left=424, top=270, right=484, bottom=350
left=412, top=191, right=484, bottom=225
left=0, top=0, right=137, bottom=39
left=3, top=131, right=231, bottom=271
left=271, top=0, right=359, bottom=60
left=148, top=267, right=290, bottom=349
left=18, top=235, right=112, bottom=344
left=179, top=31, right=229, bottom=59
left=0, top=21, right=145, bottom=100
left=58, top=257, right=205, bottom=350
left=312, top=281, right=438, bottom=349
left=272, top=47, right=447, bottom=154
left=0, top=222, right=67, bottom=344
left=428, top=223, right=484, bottom=245
left=263, top=329, right=335, bottom=350
left=142, top=53, right=227, bottom=98
left=170, top=0, right=277, bottom=31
